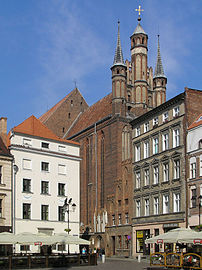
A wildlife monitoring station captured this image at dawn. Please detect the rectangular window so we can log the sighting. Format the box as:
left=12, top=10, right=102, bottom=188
left=58, top=164, right=66, bottom=175
left=144, top=122, right=149, bottom=132
left=144, top=169, right=150, bottom=186
left=174, top=160, right=180, bottom=179
left=41, top=162, right=49, bottom=172
left=20, top=245, right=30, bottom=251
left=173, top=193, right=180, bottom=212
left=0, top=166, right=2, bottom=184
left=23, top=179, right=31, bottom=193
left=23, top=203, right=31, bottom=219
left=190, top=162, right=196, bottom=179
left=162, top=133, right=169, bottom=151
left=191, top=187, right=196, bottom=208
left=0, top=199, right=2, bottom=218
left=118, top=235, right=122, bottom=248
left=153, top=137, right=159, bottom=154
left=153, top=117, right=158, bottom=126
left=163, top=112, right=169, bottom=122
left=145, top=199, right=149, bottom=216
left=112, top=215, right=115, bottom=226
left=136, top=127, right=141, bottom=137
left=58, top=145, right=66, bottom=152
left=125, top=235, right=129, bottom=249
left=135, top=145, right=141, bottom=161
left=58, top=245, right=66, bottom=251
left=41, top=181, right=49, bottom=194
left=125, top=198, right=129, bottom=205
left=41, top=142, right=49, bottom=149
left=118, top=214, right=122, bottom=225
left=125, top=213, right=129, bottom=224
left=173, top=106, right=180, bottom=117
left=136, top=172, right=141, bottom=189
left=144, top=141, right=149, bottom=158
left=23, top=138, right=32, bottom=147
left=153, top=165, right=159, bottom=184
left=118, top=200, right=121, bottom=206
left=154, top=197, right=159, bottom=215
left=41, top=205, right=49, bottom=220
left=163, top=195, right=169, bottom=214
left=136, top=200, right=141, bottom=217
left=163, top=163, right=169, bottom=182
left=23, top=159, right=32, bottom=170
left=58, top=183, right=65, bottom=196
left=173, top=129, right=180, bottom=147
left=58, top=206, right=65, bottom=221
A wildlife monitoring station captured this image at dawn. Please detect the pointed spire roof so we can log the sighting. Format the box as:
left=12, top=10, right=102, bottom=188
left=133, top=23, right=146, bottom=35
left=154, top=35, right=166, bottom=79
left=112, top=21, right=125, bottom=67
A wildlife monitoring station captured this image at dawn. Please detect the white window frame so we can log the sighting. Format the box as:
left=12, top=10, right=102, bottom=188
left=136, top=200, right=141, bottom=217
left=163, top=163, right=169, bottom=182
left=136, top=171, right=141, bottom=189
left=153, top=165, right=159, bottom=184
left=22, top=159, right=32, bottom=170
left=41, top=162, right=49, bottom=172
left=23, top=138, right=32, bottom=147
left=144, top=122, right=149, bottom=133
left=58, top=145, right=66, bottom=152
left=190, top=162, right=196, bottom=179
left=144, top=141, right=149, bottom=159
left=173, top=128, right=180, bottom=148
left=190, top=186, right=197, bottom=208
left=174, top=159, right=180, bottom=179
left=153, top=137, right=159, bottom=154
left=154, top=197, right=159, bottom=215
left=145, top=199, right=150, bottom=216
left=144, top=169, right=150, bottom=186
left=135, top=145, right=141, bottom=161
left=173, top=106, right=180, bottom=117
left=163, top=194, right=169, bottom=214
left=173, top=193, right=180, bottom=213
left=163, top=112, right=169, bottom=122
left=162, top=133, right=169, bottom=151
left=118, top=214, right=122, bottom=225
left=153, top=117, right=158, bottom=126
left=58, top=164, right=66, bottom=175
left=136, top=127, right=141, bottom=137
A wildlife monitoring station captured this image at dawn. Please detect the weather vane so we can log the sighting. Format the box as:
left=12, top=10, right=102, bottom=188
left=135, top=5, right=144, bottom=21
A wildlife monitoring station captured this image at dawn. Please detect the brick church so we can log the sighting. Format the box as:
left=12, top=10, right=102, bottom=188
left=39, top=11, right=167, bottom=256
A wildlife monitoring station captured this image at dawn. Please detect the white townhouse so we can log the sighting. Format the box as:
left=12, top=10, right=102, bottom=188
left=8, top=115, right=80, bottom=253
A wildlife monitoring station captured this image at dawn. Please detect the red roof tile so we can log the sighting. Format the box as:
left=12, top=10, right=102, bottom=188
left=188, top=112, right=202, bottom=130
left=67, top=93, right=112, bottom=137
left=11, top=115, right=79, bottom=146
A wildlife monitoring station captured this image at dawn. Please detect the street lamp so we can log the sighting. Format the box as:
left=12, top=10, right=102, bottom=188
left=62, top=197, right=76, bottom=254
left=198, top=195, right=202, bottom=227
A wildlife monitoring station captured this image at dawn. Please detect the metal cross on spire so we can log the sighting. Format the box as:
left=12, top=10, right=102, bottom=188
left=135, top=5, right=144, bottom=21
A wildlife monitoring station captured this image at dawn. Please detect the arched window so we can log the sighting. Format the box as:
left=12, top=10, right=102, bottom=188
left=100, top=131, right=105, bottom=208
left=117, top=69, right=120, bottom=74
left=68, top=113, right=71, bottom=119
left=142, top=37, right=144, bottom=44
left=122, top=126, right=131, bottom=161
left=199, top=139, right=202, bottom=149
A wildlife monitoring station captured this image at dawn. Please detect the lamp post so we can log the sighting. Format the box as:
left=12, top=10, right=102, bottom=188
left=62, top=197, right=76, bottom=254
left=198, top=195, right=202, bottom=227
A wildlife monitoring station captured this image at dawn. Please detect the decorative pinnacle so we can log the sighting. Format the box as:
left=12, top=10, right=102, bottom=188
left=154, top=35, right=166, bottom=79
left=135, top=5, right=144, bottom=21
left=113, top=20, right=125, bottom=66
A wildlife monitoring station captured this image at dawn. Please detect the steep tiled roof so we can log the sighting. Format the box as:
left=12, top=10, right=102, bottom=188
left=67, top=93, right=112, bottom=138
left=0, top=137, right=12, bottom=157
left=11, top=115, right=79, bottom=146
left=39, top=88, right=86, bottom=123
left=188, top=112, right=202, bottom=130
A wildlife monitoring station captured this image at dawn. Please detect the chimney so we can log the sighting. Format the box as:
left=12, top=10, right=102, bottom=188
left=0, top=117, right=7, bottom=146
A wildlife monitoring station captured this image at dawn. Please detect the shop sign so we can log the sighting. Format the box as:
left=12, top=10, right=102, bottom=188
left=34, top=242, right=42, bottom=246
left=157, top=239, right=163, bottom=244
left=163, top=223, right=178, bottom=228
left=136, top=231, right=143, bottom=238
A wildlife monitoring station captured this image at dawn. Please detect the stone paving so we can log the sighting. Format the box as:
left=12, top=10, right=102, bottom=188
left=44, top=257, right=150, bottom=270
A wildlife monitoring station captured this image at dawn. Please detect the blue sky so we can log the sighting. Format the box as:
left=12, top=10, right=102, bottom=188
left=0, top=0, right=201, bottom=131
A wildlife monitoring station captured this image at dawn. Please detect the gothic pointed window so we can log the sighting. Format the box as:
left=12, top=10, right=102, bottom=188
left=122, top=126, right=131, bottom=161
left=100, top=132, right=105, bottom=208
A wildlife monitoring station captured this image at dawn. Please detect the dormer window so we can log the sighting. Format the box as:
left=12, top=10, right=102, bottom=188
left=41, top=142, right=49, bottom=149
left=173, top=106, right=180, bottom=117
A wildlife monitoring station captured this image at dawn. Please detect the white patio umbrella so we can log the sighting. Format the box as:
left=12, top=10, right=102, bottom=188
left=51, top=233, right=90, bottom=245
left=15, top=232, right=55, bottom=245
left=0, top=232, right=17, bottom=244
left=145, top=228, right=200, bottom=244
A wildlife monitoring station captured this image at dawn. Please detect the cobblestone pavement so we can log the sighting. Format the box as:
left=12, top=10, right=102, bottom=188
left=46, top=257, right=150, bottom=270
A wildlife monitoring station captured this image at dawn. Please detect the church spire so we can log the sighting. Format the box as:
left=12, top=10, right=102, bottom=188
left=113, top=21, right=125, bottom=66
left=154, top=35, right=166, bottom=78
